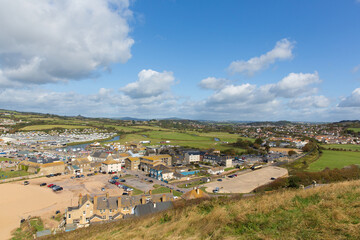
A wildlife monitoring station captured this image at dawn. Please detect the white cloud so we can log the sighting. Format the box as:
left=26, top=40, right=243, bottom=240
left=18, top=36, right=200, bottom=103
left=121, top=69, right=175, bottom=98
left=208, top=84, right=257, bottom=104
left=338, top=88, right=360, bottom=107
left=198, top=77, right=229, bottom=90
left=0, top=0, right=134, bottom=86
left=288, top=96, right=330, bottom=109
left=228, top=38, right=295, bottom=76
left=270, top=72, right=321, bottom=98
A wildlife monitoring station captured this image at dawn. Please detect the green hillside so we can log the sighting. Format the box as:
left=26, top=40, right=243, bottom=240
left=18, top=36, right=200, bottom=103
left=47, top=180, right=360, bottom=240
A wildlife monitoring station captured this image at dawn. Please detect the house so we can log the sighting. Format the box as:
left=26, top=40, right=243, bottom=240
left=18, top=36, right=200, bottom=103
left=72, top=158, right=91, bottom=173
left=101, top=159, right=122, bottom=173
left=207, top=166, right=224, bottom=175
left=39, top=161, right=65, bottom=175
left=203, top=154, right=233, bottom=166
left=125, top=157, right=140, bottom=170
left=134, top=201, right=173, bottom=217
left=184, top=151, right=201, bottom=164
left=88, top=151, right=109, bottom=162
left=149, top=165, right=174, bottom=181
left=66, top=192, right=174, bottom=227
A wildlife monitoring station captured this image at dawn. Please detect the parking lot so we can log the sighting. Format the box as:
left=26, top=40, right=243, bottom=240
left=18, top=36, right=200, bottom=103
left=205, top=166, right=288, bottom=194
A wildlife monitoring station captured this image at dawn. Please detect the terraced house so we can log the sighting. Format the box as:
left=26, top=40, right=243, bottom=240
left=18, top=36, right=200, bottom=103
left=66, top=192, right=174, bottom=227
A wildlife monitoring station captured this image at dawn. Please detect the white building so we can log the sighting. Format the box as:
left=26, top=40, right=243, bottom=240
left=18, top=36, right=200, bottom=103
left=184, top=151, right=201, bottom=164
left=101, top=159, right=122, bottom=173
left=207, top=166, right=224, bottom=175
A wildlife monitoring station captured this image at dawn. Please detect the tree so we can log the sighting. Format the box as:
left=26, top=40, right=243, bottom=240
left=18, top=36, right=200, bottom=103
left=288, top=150, right=297, bottom=156
left=254, top=138, right=263, bottom=145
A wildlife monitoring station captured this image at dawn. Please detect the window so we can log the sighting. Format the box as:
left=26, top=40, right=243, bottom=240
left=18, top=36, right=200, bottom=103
left=86, top=203, right=89, bottom=207
left=86, top=218, right=90, bottom=223
left=68, top=214, right=71, bottom=218
left=83, top=211, right=86, bottom=215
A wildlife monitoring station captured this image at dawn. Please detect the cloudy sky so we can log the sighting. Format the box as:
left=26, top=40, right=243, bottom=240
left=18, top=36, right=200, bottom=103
left=0, top=0, right=360, bottom=121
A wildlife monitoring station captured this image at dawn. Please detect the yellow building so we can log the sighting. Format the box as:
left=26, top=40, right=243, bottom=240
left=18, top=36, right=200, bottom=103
left=125, top=157, right=140, bottom=170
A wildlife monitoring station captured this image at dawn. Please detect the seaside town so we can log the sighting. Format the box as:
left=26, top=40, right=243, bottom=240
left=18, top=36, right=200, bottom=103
left=1, top=110, right=360, bottom=239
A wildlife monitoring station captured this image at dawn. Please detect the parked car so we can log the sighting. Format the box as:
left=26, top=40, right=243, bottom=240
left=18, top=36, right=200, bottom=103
left=112, top=176, right=119, bottom=180
left=148, top=180, right=153, bottom=183
left=53, top=186, right=63, bottom=192
left=23, top=181, right=29, bottom=185
left=70, top=176, right=75, bottom=179
left=217, top=179, right=223, bottom=182
left=270, top=177, right=276, bottom=180
left=119, top=179, right=126, bottom=182
left=55, top=210, right=60, bottom=214
left=101, top=187, right=105, bottom=191
left=80, top=174, right=85, bottom=178
left=47, top=184, right=54, bottom=188
left=40, top=183, right=47, bottom=187
left=50, top=185, right=58, bottom=189
left=122, top=192, right=129, bottom=195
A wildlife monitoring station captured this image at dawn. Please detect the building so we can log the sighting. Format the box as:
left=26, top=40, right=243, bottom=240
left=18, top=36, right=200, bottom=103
left=207, top=166, right=224, bottom=175
left=18, top=160, right=65, bottom=175
left=184, top=151, right=201, bottom=164
left=139, top=155, right=172, bottom=173
left=66, top=192, right=174, bottom=227
left=101, top=159, right=122, bottom=173
left=72, top=158, right=91, bottom=173
left=124, top=157, right=140, bottom=170
left=203, top=154, right=233, bottom=166
left=149, top=165, right=174, bottom=181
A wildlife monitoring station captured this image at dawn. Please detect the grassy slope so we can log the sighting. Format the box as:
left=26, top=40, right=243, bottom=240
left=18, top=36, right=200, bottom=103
left=0, top=157, right=13, bottom=161
left=0, top=170, right=31, bottom=180
left=49, top=180, right=360, bottom=240
left=308, top=150, right=360, bottom=171
left=348, top=127, right=360, bottom=133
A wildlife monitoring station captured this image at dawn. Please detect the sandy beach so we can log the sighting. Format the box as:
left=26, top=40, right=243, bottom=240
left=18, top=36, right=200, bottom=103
left=0, top=174, right=122, bottom=240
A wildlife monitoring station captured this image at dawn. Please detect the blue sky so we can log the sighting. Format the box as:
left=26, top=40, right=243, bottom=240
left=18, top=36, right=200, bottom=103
left=0, top=0, right=359, bottom=121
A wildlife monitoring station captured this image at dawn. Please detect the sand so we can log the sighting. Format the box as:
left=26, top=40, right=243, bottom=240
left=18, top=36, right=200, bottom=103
left=205, top=166, right=288, bottom=194
left=0, top=174, right=122, bottom=239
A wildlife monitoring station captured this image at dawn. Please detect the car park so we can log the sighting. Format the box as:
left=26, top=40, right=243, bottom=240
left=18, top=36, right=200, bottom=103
left=40, top=183, right=47, bottom=186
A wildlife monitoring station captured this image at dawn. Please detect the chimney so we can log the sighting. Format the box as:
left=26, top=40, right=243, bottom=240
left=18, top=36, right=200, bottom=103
left=196, top=188, right=200, bottom=195
left=117, top=197, right=122, bottom=209
left=149, top=190, right=152, bottom=195
left=93, top=196, right=98, bottom=210
left=141, top=195, right=147, bottom=204
left=162, top=194, right=167, bottom=202
left=78, top=193, right=83, bottom=205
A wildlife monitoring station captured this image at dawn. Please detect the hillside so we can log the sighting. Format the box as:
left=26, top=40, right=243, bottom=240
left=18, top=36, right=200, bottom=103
left=46, top=180, right=360, bottom=240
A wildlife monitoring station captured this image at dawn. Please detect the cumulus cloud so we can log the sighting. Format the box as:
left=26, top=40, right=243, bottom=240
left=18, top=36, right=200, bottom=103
left=198, top=77, right=229, bottom=90
left=0, top=0, right=134, bottom=86
left=288, top=95, right=330, bottom=109
left=121, top=69, right=175, bottom=98
left=228, top=38, right=295, bottom=76
left=270, top=72, right=321, bottom=98
left=338, top=88, right=360, bottom=107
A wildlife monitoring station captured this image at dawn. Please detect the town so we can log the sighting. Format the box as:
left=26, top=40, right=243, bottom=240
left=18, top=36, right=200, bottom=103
left=1, top=110, right=360, bottom=239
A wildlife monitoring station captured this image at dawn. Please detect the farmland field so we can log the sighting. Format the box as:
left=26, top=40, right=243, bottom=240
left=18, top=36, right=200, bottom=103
left=322, top=144, right=360, bottom=151
left=115, top=130, right=248, bottom=151
left=308, top=150, right=360, bottom=171
left=104, top=125, right=143, bottom=133
left=348, top=128, right=360, bottom=133
left=20, top=125, right=91, bottom=131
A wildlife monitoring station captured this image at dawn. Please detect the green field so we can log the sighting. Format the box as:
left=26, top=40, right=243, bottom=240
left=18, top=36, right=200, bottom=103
left=0, top=157, right=13, bottom=162
left=151, top=186, right=182, bottom=197
left=322, top=144, right=360, bottom=151
left=104, top=125, right=143, bottom=133
left=308, top=150, right=360, bottom=171
left=348, top=128, right=360, bottom=133
left=0, top=170, right=32, bottom=180
left=21, top=125, right=91, bottom=131
left=115, top=130, right=248, bottom=151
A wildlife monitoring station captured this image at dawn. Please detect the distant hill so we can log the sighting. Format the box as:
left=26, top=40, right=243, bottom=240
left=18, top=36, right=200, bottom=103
left=47, top=180, right=360, bottom=240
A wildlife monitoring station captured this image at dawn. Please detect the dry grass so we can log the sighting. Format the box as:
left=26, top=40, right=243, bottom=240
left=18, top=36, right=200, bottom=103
left=47, top=180, right=360, bottom=240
